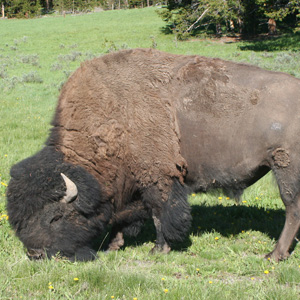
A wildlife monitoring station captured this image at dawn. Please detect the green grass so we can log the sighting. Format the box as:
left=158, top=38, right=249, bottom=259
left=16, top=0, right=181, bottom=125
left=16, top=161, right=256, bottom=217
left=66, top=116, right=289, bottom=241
left=1, top=7, right=300, bottom=299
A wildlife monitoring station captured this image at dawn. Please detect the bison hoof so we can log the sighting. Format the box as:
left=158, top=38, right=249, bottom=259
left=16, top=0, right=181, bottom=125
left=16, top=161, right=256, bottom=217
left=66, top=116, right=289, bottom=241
left=150, top=243, right=171, bottom=254
left=265, top=251, right=290, bottom=262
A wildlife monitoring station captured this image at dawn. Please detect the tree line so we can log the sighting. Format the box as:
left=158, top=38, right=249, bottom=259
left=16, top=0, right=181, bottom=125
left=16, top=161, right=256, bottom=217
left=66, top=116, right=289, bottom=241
left=157, top=0, right=300, bottom=38
left=0, top=0, right=161, bottom=18
left=1, top=0, right=299, bottom=38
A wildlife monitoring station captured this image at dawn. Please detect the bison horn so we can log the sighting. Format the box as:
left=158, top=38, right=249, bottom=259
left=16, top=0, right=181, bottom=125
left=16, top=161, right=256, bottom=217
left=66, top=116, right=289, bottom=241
left=60, top=173, right=78, bottom=203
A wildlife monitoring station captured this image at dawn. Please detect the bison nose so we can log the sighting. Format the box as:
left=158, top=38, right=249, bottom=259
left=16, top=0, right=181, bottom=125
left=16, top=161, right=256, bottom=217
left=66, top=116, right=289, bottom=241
left=27, top=248, right=46, bottom=260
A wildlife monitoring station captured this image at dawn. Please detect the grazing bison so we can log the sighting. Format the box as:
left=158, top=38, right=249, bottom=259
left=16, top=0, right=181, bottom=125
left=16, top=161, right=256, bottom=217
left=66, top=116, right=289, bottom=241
left=6, top=48, right=300, bottom=262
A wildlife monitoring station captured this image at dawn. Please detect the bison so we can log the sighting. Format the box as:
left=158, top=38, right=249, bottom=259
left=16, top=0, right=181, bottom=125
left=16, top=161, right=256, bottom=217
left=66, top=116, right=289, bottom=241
left=6, top=48, right=300, bottom=262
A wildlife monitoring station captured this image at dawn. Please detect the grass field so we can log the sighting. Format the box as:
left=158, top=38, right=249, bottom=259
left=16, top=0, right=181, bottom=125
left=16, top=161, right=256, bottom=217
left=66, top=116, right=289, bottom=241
left=1, top=7, right=300, bottom=299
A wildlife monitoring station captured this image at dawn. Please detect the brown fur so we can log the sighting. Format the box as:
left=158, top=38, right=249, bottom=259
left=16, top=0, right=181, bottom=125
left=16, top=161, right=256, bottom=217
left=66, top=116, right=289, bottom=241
left=52, top=49, right=192, bottom=207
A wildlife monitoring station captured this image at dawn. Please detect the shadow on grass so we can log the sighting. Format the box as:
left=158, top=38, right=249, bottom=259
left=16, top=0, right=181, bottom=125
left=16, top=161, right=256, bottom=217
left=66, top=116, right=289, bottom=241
left=239, top=33, right=300, bottom=52
left=100, top=204, right=285, bottom=252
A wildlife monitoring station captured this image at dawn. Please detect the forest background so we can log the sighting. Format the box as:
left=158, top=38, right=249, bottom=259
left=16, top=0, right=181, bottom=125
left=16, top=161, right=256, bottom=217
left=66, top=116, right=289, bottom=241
left=1, top=0, right=300, bottom=38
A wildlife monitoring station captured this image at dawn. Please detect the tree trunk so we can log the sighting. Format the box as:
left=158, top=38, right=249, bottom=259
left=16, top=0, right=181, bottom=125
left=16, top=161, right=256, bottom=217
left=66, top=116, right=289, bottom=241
left=1, top=3, right=4, bottom=18
left=45, top=0, right=49, bottom=11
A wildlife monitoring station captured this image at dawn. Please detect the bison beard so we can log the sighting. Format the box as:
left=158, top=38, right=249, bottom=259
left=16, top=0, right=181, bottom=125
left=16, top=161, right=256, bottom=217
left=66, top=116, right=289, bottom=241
left=6, top=48, right=300, bottom=262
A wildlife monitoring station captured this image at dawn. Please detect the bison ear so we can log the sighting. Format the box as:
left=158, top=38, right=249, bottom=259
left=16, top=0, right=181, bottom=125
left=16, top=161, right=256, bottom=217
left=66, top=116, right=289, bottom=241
left=60, top=173, right=78, bottom=203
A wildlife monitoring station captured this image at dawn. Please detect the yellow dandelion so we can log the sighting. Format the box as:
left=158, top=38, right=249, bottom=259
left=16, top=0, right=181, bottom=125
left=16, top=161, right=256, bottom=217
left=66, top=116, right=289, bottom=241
left=255, top=197, right=259, bottom=200
left=74, top=278, right=79, bottom=281
left=218, top=197, right=222, bottom=200
left=192, top=193, right=196, bottom=197
left=241, top=230, right=245, bottom=233
left=242, top=200, right=247, bottom=203
left=1, top=214, right=9, bottom=220
left=251, top=277, right=255, bottom=280
left=111, top=297, right=115, bottom=299
left=48, top=285, right=54, bottom=290
left=226, top=197, right=230, bottom=200
left=1, top=182, right=7, bottom=187
left=161, top=277, right=165, bottom=281
left=196, top=268, right=200, bottom=272
left=264, top=270, right=269, bottom=274
left=133, top=298, right=138, bottom=300
left=209, top=281, right=213, bottom=284
left=215, top=237, right=219, bottom=240
left=164, top=289, right=168, bottom=293
left=4, top=154, right=7, bottom=157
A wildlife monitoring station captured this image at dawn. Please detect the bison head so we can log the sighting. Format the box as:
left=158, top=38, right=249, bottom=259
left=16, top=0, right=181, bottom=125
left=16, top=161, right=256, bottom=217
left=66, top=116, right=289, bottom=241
left=6, top=147, right=112, bottom=261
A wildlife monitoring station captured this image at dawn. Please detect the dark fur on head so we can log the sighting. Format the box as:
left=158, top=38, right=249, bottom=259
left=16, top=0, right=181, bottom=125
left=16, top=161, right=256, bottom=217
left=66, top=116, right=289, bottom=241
left=7, top=146, right=112, bottom=261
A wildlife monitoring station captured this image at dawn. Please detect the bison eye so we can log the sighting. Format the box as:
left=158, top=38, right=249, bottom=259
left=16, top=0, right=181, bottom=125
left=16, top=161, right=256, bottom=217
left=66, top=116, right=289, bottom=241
left=50, top=215, right=63, bottom=224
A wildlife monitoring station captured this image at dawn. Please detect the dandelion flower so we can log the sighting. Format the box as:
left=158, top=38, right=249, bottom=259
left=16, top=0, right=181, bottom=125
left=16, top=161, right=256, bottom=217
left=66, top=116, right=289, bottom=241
left=111, top=296, right=115, bottom=299
left=1, top=182, right=7, bottom=187
left=226, top=197, right=230, bottom=200
left=218, top=197, right=222, bottom=200
left=264, top=270, right=269, bottom=274
left=164, top=289, right=168, bottom=293
left=192, top=193, right=196, bottom=197
left=215, top=237, right=219, bottom=240
left=48, top=285, right=54, bottom=290
left=133, top=298, right=138, bottom=300
left=1, top=214, right=9, bottom=220
left=161, top=278, right=165, bottom=281
left=196, top=268, right=200, bottom=272
left=242, top=200, right=247, bottom=203
left=251, top=277, right=255, bottom=280
left=209, top=281, right=213, bottom=284
left=74, top=278, right=79, bottom=281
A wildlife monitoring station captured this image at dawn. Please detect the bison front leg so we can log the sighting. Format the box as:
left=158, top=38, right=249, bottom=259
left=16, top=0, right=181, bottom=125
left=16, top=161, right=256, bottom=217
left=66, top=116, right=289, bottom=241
left=266, top=201, right=300, bottom=261
left=151, top=213, right=171, bottom=254
left=108, top=226, right=124, bottom=251
left=145, top=179, right=192, bottom=254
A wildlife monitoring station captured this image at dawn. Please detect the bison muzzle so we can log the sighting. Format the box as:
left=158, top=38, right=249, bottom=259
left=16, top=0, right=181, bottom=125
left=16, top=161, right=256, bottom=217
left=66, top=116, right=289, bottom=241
left=6, top=48, right=300, bottom=262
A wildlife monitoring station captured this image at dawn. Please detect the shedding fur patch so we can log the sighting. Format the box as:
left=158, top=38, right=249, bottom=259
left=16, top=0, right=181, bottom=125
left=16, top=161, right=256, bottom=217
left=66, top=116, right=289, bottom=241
left=272, top=148, right=290, bottom=168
